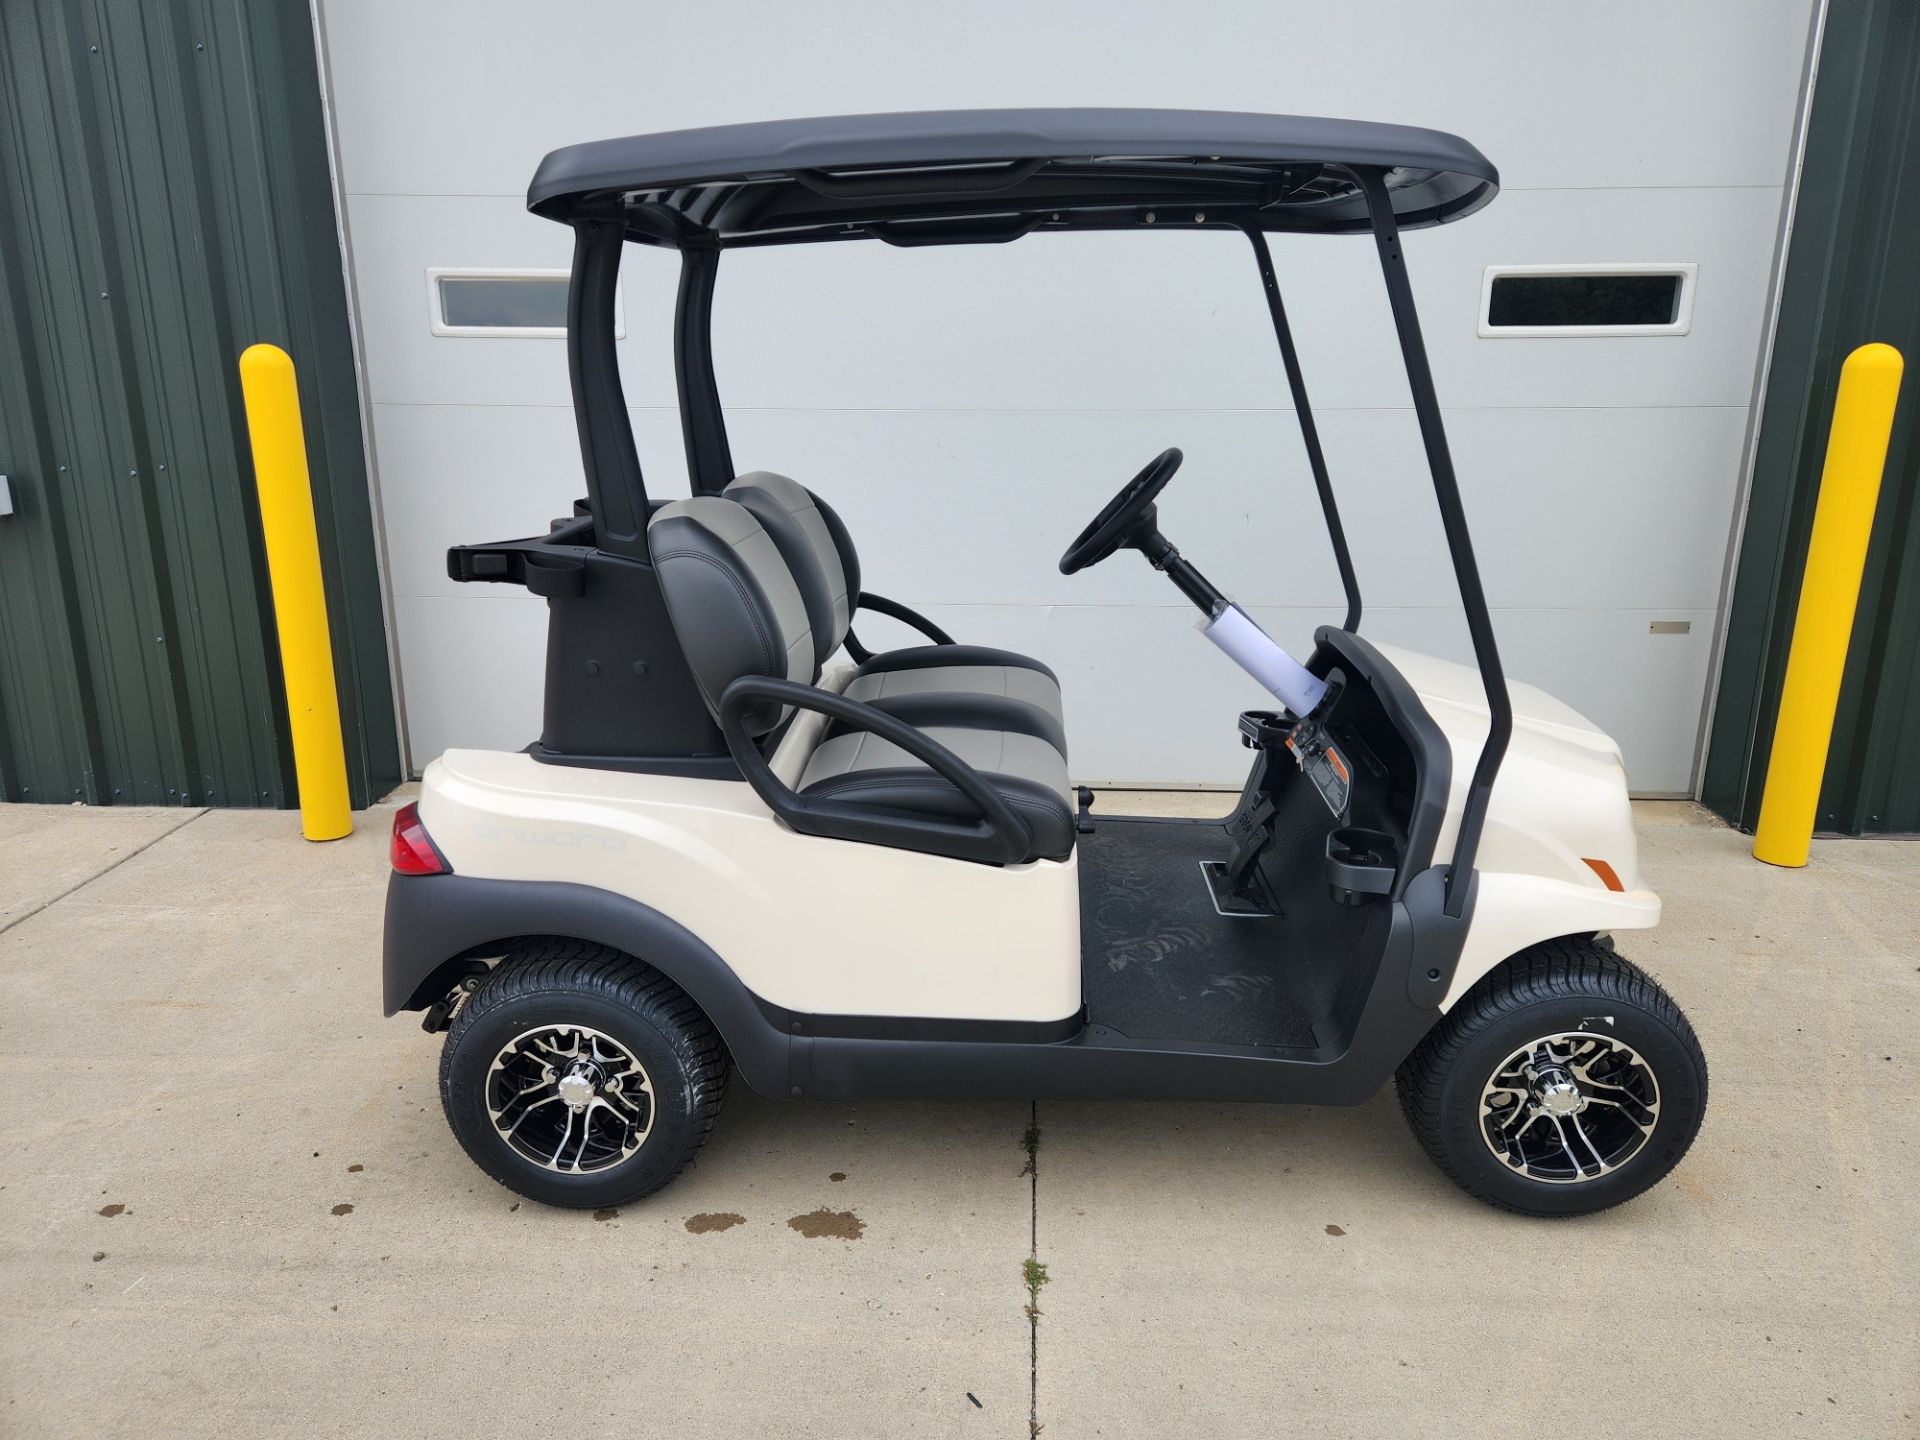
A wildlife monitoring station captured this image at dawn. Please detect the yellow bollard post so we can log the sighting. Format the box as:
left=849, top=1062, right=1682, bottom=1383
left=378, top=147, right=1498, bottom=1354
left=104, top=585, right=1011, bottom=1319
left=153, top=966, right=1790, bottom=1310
left=239, top=344, right=353, bottom=841
left=1752, top=342, right=1904, bottom=867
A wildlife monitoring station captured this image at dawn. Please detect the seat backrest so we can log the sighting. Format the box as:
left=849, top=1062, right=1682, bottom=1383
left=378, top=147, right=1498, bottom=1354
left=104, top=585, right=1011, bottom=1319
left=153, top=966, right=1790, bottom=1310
left=724, top=472, right=861, bottom=666
left=647, top=496, right=815, bottom=736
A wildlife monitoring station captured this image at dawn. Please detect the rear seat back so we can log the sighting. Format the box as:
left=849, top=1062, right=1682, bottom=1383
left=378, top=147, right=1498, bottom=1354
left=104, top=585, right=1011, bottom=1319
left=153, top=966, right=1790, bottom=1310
left=648, top=496, right=815, bottom=736
left=724, top=472, right=861, bottom=667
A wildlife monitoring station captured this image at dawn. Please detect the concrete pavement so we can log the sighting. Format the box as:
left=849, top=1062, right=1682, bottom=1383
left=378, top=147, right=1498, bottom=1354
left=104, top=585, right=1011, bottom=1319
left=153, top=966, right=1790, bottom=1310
left=1, top=797, right=1916, bottom=1437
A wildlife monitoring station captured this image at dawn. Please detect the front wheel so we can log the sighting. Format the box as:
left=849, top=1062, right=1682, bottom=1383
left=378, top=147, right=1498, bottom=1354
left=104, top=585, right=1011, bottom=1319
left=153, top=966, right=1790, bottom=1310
left=1396, top=937, right=1707, bottom=1217
left=439, top=940, right=728, bottom=1209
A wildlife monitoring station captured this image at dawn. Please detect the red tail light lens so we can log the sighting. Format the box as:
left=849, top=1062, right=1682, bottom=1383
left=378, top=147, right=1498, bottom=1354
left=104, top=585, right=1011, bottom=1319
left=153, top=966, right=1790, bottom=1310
left=390, top=802, right=450, bottom=876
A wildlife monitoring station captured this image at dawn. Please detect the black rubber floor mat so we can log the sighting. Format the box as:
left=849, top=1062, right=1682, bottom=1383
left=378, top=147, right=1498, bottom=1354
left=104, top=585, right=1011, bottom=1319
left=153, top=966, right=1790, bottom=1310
left=1077, top=818, right=1345, bottom=1050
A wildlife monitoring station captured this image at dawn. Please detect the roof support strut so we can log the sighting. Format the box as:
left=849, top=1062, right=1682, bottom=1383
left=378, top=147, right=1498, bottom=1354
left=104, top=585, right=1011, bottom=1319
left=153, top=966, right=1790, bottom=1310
left=1354, top=167, right=1512, bottom=917
left=675, top=246, right=735, bottom=495
left=1244, top=228, right=1361, bottom=632
left=567, top=218, right=649, bottom=557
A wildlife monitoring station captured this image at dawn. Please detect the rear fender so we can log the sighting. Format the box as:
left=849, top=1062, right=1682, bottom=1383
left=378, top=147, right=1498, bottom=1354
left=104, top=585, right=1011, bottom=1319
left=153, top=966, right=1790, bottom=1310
left=383, top=872, right=790, bottom=1096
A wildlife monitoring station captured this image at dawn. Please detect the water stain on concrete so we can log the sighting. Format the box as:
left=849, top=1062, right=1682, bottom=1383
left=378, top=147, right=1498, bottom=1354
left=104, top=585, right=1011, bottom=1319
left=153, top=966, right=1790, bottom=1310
left=97, top=1204, right=125, bottom=1218
left=1325, top=1224, right=1345, bottom=1237
left=332, top=1203, right=354, bottom=1216
left=684, top=1212, right=746, bottom=1235
left=829, top=1172, right=847, bottom=1182
left=593, top=1208, right=619, bottom=1222
left=1672, top=1168, right=1712, bottom=1205
left=787, top=1208, right=865, bottom=1240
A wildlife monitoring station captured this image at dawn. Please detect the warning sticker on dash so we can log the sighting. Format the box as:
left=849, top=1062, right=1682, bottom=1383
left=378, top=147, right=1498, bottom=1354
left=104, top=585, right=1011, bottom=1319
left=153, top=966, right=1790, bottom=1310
left=1306, top=743, right=1351, bottom=817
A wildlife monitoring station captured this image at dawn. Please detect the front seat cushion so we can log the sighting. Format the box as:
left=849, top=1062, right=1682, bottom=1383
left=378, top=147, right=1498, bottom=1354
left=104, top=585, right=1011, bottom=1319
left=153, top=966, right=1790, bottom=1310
left=797, top=725, right=1075, bottom=863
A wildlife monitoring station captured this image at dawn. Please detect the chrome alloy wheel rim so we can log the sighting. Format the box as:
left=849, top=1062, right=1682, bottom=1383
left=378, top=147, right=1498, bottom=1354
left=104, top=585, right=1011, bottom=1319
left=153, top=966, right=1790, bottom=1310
left=486, top=1024, right=655, bottom=1174
left=1478, top=1031, right=1660, bottom=1184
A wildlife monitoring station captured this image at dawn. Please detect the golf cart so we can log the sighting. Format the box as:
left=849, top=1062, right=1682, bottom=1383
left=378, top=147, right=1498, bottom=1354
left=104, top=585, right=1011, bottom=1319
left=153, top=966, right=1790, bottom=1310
left=383, top=109, right=1706, bottom=1217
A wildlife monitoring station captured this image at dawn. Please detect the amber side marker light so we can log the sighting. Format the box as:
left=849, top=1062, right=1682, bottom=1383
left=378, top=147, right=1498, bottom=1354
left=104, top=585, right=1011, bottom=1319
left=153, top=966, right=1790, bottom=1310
left=391, top=802, right=451, bottom=876
left=1582, top=857, right=1624, bottom=892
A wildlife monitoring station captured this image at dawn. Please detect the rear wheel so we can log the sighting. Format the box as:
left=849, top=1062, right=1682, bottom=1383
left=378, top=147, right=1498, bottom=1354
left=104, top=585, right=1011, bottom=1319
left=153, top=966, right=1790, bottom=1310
left=1396, top=937, right=1707, bottom=1217
left=439, top=940, right=728, bottom=1209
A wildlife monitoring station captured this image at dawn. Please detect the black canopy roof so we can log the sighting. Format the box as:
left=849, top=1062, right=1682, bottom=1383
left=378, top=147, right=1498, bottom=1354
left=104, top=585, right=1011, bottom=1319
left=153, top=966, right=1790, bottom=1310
left=527, top=108, right=1498, bottom=248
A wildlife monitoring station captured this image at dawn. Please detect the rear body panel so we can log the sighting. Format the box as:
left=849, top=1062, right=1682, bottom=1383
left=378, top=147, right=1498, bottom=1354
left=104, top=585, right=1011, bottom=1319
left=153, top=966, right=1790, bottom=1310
left=419, top=747, right=1083, bottom=1025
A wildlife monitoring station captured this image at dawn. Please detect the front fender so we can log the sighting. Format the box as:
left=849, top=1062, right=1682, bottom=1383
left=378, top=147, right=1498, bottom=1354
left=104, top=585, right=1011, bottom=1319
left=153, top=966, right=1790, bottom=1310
left=382, top=872, right=790, bottom=1097
left=1443, top=870, right=1661, bottom=1009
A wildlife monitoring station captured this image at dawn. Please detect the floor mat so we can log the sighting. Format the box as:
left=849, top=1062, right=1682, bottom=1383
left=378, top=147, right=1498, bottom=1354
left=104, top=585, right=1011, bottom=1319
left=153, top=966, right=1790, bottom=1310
left=1077, top=818, right=1349, bottom=1050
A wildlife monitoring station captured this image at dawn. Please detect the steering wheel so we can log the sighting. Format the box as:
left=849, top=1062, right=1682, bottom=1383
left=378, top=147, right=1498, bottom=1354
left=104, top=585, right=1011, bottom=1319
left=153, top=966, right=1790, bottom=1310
left=1058, top=448, right=1184, bottom=575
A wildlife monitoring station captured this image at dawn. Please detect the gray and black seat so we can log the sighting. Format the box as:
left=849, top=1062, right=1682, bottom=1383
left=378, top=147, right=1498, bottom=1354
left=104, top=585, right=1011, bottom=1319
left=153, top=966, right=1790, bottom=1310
left=722, top=472, right=1066, bottom=746
left=649, top=496, right=1075, bottom=864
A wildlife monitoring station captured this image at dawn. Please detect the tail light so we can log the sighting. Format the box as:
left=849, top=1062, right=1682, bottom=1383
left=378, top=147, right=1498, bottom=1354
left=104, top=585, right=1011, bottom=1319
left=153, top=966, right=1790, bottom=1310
left=390, top=802, right=450, bottom=876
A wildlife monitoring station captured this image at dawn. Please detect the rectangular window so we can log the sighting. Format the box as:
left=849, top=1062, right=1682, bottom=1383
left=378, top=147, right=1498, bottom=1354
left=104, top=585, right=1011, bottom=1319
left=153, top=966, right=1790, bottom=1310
left=1478, top=264, right=1695, bottom=337
left=427, top=269, right=623, bottom=338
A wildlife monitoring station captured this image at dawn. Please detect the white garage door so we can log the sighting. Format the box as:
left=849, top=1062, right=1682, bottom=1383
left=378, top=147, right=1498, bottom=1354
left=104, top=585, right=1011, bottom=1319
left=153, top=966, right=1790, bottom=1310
left=318, top=0, right=1819, bottom=793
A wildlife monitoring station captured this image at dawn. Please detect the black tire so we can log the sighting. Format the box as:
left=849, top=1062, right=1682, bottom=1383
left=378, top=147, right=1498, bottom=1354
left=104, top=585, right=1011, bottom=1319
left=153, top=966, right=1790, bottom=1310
left=1396, top=936, right=1707, bottom=1217
left=439, top=940, right=728, bottom=1209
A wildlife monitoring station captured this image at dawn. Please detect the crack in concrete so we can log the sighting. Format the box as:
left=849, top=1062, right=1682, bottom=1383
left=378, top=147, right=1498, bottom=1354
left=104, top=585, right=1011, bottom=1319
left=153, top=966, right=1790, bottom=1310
left=0, top=809, right=208, bottom=937
left=1025, top=1101, right=1042, bottom=1438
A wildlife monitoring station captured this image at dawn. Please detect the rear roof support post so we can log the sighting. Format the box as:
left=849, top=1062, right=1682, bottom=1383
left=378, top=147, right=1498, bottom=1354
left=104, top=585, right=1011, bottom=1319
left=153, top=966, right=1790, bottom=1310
left=567, top=218, right=649, bottom=557
left=1354, top=168, right=1512, bottom=917
left=675, top=246, right=735, bottom=496
left=1244, top=228, right=1362, bottom=632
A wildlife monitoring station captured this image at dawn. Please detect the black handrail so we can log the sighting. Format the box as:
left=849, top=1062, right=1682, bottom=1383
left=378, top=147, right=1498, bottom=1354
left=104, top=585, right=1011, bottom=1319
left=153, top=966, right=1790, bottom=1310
left=1244, top=228, right=1361, bottom=633
left=717, top=676, right=1034, bottom=865
left=1353, top=167, right=1512, bottom=918
left=843, top=592, right=958, bottom=664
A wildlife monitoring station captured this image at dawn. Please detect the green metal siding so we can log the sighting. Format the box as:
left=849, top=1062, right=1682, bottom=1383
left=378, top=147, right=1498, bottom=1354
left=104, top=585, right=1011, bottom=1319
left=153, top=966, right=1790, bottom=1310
left=1704, top=0, right=1920, bottom=834
left=0, top=0, right=399, bottom=807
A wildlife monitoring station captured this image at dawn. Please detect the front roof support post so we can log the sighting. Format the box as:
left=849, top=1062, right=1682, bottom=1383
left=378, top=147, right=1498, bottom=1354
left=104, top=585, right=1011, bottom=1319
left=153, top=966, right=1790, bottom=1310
left=566, top=217, right=649, bottom=558
left=675, top=245, right=735, bottom=496
left=1244, top=227, right=1362, bottom=632
left=1353, top=167, right=1512, bottom=917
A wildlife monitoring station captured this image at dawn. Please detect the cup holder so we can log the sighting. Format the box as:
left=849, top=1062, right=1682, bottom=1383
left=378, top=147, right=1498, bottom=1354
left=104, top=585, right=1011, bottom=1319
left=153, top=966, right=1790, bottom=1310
left=1325, top=826, right=1397, bottom=906
left=521, top=549, right=587, bottom=599
left=1238, top=709, right=1297, bottom=751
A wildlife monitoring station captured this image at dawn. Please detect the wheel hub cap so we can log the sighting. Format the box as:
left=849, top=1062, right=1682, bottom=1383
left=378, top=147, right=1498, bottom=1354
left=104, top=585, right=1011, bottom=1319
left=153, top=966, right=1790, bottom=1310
left=1479, top=1031, right=1660, bottom=1184
left=1531, top=1068, right=1587, bottom=1117
left=485, top=1024, right=655, bottom=1174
